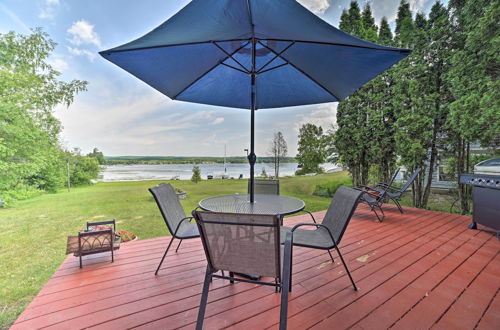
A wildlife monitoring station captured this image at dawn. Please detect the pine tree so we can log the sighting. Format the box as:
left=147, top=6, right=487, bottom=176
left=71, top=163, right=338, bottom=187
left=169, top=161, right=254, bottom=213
left=361, top=5, right=378, bottom=41
left=378, top=17, right=393, bottom=46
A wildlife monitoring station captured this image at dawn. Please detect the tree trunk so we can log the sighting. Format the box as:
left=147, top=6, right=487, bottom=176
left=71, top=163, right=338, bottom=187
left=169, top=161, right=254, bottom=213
left=457, top=140, right=471, bottom=214
left=422, top=138, right=438, bottom=207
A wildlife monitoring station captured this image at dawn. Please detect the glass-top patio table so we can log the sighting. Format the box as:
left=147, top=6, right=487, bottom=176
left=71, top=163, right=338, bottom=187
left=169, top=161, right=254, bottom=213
left=199, top=194, right=305, bottom=216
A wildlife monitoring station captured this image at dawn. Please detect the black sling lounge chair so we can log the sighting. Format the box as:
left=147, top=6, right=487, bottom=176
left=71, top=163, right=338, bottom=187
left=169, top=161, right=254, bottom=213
left=372, top=168, right=421, bottom=214
left=358, top=168, right=421, bottom=218
left=281, top=185, right=362, bottom=291
left=356, top=168, right=400, bottom=222
left=193, top=211, right=293, bottom=330
left=149, top=183, right=199, bottom=275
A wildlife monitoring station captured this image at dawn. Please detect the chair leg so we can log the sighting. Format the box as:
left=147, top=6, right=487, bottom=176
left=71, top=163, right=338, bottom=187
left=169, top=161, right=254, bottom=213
left=175, top=239, right=183, bottom=252
left=79, top=255, right=82, bottom=269
left=155, top=237, right=175, bottom=275
left=327, top=250, right=335, bottom=263
left=229, top=272, right=234, bottom=284
left=280, top=232, right=293, bottom=330
left=111, top=247, right=114, bottom=263
left=333, top=244, right=357, bottom=291
left=196, top=266, right=212, bottom=330
left=393, top=198, right=404, bottom=213
left=372, top=204, right=385, bottom=222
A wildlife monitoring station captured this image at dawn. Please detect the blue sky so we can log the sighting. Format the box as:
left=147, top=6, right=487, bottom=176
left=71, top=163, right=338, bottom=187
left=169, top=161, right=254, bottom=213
left=0, top=0, right=446, bottom=157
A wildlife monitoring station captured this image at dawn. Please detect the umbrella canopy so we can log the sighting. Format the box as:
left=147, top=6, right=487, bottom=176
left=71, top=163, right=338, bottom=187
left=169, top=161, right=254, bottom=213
left=100, top=0, right=410, bottom=201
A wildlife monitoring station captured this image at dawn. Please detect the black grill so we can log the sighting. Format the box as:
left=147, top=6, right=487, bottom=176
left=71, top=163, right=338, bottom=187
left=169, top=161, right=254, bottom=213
left=459, top=173, right=500, bottom=238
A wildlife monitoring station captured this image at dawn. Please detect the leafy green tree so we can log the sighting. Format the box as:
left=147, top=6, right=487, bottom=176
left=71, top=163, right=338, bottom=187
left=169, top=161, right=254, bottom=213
left=378, top=17, right=393, bottom=46
left=69, top=152, right=100, bottom=186
left=445, top=0, right=499, bottom=213
left=191, top=165, right=201, bottom=183
left=87, top=148, right=105, bottom=165
left=334, top=3, right=398, bottom=185
left=296, top=124, right=327, bottom=174
left=0, top=29, right=87, bottom=199
left=361, top=5, right=378, bottom=41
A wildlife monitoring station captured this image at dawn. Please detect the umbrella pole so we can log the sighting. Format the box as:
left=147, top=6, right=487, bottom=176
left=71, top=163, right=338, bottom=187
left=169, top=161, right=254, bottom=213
left=248, top=37, right=257, bottom=203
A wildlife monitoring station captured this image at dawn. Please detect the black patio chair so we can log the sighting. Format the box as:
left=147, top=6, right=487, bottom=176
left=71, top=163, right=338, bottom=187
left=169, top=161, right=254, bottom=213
left=281, top=185, right=362, bottom=291
left=373, top=168, right=421, bottom=214
left=248, top=179, right=280, bottom=195
left=149, top=183, right=199, bottom=275
left=193, top=211, right=292, bottom=330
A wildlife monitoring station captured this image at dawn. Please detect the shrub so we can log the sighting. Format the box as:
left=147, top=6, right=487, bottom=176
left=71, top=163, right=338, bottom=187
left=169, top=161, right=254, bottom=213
left=313, top=177, right=353, bottom=197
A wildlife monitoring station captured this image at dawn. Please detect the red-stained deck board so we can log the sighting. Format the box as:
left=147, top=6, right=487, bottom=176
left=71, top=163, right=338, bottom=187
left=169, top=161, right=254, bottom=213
left=11, top=204, right=499, bottom=330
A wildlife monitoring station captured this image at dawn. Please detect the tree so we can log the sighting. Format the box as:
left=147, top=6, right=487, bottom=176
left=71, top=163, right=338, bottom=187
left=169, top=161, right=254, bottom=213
left=0, top=29, right=87, bottom=200
left=296, top=124, right=327, bottom=174
left=378, top=17, right=393, bottom=46
left=87, top=148, right=105, bottom=165
left=334, top=3, right=397, bottom=186
left=446, top=0, right=499, bottom=213
left=268, top=131, right=288, bottom=178
left=191, top=165, right=201, bottom=183
left=68, top=151, right=100, bottom=186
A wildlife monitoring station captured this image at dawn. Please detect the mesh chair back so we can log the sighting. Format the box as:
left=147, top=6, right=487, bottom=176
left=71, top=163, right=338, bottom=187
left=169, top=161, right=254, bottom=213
left=400, top=168, right=421, bottom=193
left=248, top=179, right=280, bottom=195
left=149, top=184, right=187, bottom=237
left=321, top=186, right=363, bottom=243
left=194, top=211, right=281, bottom=278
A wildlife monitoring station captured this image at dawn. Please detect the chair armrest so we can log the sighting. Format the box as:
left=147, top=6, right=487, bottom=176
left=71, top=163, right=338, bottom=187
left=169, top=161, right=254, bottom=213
left=173, top=216, right=194, bottom=236
left=290, top=222, right=337, bottom=246
left=353, top=187, right=382, bottom=199
left=301, top=210, right=317, bottom=223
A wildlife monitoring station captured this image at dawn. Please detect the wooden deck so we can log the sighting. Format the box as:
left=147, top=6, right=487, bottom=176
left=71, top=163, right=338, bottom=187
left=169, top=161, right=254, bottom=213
left=12, top=205, right=499, bottom=329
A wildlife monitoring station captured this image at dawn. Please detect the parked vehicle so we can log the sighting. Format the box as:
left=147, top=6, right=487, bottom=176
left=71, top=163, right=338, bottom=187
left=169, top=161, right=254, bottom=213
left=474, top=158, right=500, bottom=175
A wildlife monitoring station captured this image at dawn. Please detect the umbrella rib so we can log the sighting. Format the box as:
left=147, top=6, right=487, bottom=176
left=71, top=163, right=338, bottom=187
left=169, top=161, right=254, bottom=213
left=258, top=62, right=288, bottom=75
left=100, top=38, right=409, bottom=56
left=213, top=42, right=251, bottom=73
left=221, top=62, right=249, bottom=74
left=256, top=41, right=295, bottom=74
left=171, top=40, right=251, bottom=100
left=263, top=38, right=410, bottom=54
left=259, top=42, right=342, bottom=101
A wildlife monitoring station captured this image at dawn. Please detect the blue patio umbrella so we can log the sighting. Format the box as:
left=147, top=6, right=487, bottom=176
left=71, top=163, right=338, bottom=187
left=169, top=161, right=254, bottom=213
left=100, top=0, right=410, bottom=202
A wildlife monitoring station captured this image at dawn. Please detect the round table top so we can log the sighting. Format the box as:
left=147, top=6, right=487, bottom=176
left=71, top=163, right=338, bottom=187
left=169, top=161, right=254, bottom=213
left=199, top=194, right=305, bottom=216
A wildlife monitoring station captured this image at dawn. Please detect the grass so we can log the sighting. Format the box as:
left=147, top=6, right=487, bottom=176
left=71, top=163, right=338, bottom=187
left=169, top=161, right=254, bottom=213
left=0, top=172, right=349, bottom=328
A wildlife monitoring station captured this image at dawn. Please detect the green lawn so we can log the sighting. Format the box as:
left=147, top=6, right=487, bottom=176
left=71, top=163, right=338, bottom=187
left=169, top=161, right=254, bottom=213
left=0, top=172, right=348, bottom=328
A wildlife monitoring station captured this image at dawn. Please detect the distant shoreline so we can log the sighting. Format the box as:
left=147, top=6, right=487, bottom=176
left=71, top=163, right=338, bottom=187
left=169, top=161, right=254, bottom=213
left=104, top=155, right=297, bottom=165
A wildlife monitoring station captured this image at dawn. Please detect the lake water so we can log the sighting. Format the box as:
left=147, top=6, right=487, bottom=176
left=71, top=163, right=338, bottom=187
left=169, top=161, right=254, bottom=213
left=100, top=163, right=340, bottom=181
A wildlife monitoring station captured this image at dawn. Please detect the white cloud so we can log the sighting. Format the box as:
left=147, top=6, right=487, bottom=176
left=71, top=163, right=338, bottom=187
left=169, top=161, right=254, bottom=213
left=47, top=56, right=68, bottom=72
left=67, top=20, right=101, bottom=47
left=67, top=46, right=96, bottom=61
left=368, top=0, right=434, bottom=24
left=294, top=103, right=338, bottom=133
left=409, top=0, right=426, bottom=13
left=38, top=0, right=60, bottom=20
left=211, top=117, right=224, bottom=125
left=297, top=0, right=331, bottom=14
